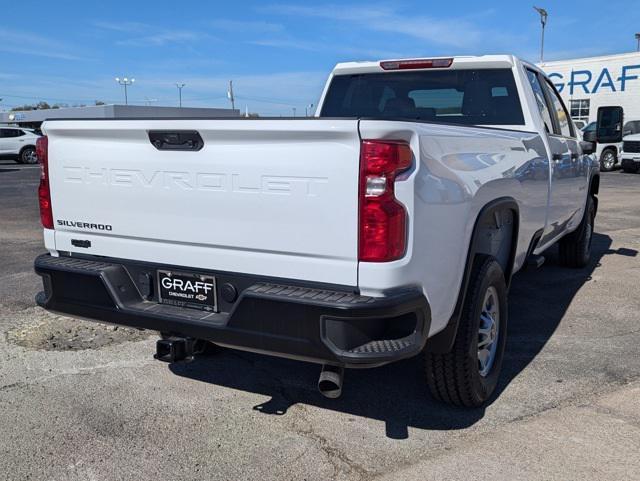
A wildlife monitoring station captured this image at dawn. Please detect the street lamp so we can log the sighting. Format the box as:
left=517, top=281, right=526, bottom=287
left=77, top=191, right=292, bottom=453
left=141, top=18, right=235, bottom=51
left=115, top=77, right=135, bottom=105
left=636, top=33, right=640, bottom=52
left=175, top=83, right=186, bottom=107
left=533, top=6, right=548, bottom=63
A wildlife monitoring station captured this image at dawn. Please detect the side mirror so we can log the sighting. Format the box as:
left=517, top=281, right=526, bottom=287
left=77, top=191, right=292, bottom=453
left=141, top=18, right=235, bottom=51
left=582, top=130, right=596, bottom=143
left=579, top=140, right=596, bottom=155
left=596, top=106, right=624, bottom=143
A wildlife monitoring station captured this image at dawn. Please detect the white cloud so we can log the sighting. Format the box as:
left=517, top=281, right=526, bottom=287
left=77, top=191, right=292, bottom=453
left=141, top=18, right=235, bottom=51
left=249, top=38, right=408, bottom=60
left=262, top=4, right=522, bottom=50
left=208, top=19, right=284, bottom=33
left=93, top=21, right=151, bottom=33
left=116, top=30, right=211, bottom=47
left=94, top=21, right=215, bottom=47
left=0, top=28, right=85, bottom=60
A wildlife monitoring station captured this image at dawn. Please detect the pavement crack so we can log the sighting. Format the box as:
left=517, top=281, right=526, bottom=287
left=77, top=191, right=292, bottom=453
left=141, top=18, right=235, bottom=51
left=291, top=405, right=371, bottom=481
left=0, top=359, right=153, bottom=392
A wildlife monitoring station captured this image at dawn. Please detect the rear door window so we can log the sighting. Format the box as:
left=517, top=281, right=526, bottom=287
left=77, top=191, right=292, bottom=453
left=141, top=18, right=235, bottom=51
left=321, top=68, right=524, bottom=125
left=526, top=69, right=554, bottom=134
left=542, top=78, right=575, bottom=138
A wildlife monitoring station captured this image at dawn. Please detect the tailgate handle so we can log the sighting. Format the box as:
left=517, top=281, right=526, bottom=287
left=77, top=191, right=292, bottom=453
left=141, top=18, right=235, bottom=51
left=148, top=131, right=204, bottom=151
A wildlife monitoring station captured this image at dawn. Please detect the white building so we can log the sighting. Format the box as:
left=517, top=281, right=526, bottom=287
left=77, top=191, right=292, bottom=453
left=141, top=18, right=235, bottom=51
left=540, top=51, right=640, bottom=125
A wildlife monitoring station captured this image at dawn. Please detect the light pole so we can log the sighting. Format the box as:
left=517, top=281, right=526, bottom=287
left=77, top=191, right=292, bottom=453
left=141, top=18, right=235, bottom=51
left=533, top=6, right=548, bottom=63
left=175, top=83, right=186, bottom=107
left=636, top=33, right=640, bottom=52
left=115, top=77, right=135, bottom=105
left=305, top=103, right=314, bottom=117
left=292, top=107, right=296, bottom=117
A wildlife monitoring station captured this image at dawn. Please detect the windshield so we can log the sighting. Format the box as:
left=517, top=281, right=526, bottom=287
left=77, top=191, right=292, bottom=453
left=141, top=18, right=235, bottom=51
left=320, top=68, right=524, bottom=126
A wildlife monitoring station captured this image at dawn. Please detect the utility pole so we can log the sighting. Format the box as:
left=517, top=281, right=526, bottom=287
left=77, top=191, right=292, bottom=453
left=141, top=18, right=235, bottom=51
left=227, top=80, right=235, bottom=111
left=292, top=107, right=296, bottom=117
left=636, top=33, right=640, bottom=52
left=115, top=77, right=135, bottom=105
left=175, top=83, right=186, bottom=107
left=533, top=6, right=548, bottom=63
left=305, top=103, right=314, bottom=117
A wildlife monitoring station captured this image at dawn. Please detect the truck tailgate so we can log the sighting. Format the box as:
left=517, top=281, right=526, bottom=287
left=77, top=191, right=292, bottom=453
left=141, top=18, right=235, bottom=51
left=44, top=119, right=361, bottom=285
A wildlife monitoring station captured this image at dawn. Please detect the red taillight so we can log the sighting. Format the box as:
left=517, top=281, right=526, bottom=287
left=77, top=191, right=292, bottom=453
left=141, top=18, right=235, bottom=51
left=36, top=136, right=53, bottom=229
left=380, top=58, right=453, bottom=70
left=359, top=140, right=411, bottom=262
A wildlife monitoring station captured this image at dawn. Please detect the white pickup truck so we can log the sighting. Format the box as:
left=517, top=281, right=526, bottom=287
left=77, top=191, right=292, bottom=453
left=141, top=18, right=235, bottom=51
left=34, top=55, right=603, bottom=407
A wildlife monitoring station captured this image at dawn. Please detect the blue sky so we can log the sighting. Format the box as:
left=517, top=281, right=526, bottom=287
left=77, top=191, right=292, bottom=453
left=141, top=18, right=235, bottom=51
left=1, top=0, right=639, bottom=115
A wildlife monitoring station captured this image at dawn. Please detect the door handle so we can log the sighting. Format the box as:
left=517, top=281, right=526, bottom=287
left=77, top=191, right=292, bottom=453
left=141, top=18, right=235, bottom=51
left=148, top=131, right=204, bottom=151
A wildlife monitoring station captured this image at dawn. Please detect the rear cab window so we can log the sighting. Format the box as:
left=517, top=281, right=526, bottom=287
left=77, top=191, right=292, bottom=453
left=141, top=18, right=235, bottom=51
left=320, top=68, right=524, bottom=126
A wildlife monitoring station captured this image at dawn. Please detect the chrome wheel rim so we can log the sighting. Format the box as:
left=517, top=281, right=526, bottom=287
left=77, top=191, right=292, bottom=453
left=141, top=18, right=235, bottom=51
left=478, top=286, right=500, bottom=377
left=24, top=149, right=38, bottom=164
left=602, top=152, right=615, bottom=170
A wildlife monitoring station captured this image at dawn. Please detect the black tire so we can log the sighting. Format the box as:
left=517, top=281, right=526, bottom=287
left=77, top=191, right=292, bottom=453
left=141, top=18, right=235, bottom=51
left=622, top=164, right=639, bottom=174
left=599, top=148, right=616, bottom=172
left=20, top=146, right=38, bottom=164
left=558, top=196, right=595, bottom=268
left=425, top=255, right=508, bottom=407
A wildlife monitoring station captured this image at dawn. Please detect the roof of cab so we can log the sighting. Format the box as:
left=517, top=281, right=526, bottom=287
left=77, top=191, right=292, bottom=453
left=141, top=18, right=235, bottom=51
left=332, top=55, right=521, bottom=75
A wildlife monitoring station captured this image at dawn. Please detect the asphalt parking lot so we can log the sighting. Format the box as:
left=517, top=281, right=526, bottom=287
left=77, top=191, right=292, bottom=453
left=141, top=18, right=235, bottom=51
left=1, top=160, right=639, bottom=481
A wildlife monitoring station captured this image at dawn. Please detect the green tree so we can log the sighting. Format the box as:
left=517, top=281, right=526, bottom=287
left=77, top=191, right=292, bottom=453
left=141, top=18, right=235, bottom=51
left=10, top=104, right=35, bottom=111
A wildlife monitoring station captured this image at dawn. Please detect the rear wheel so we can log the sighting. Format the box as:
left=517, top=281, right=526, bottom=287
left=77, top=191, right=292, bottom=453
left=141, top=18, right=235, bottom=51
left=20, top=146, right=38, bottom=164
left=599, top=149, right=616, bottom=172
left=559, top=196, right=595, bottom=268
left=425, top=255, right=508, bottom=407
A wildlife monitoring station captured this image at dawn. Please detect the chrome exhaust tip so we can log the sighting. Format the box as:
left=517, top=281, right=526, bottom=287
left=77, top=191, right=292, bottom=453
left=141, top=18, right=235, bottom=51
left=318, top=364, right=344, bottom=399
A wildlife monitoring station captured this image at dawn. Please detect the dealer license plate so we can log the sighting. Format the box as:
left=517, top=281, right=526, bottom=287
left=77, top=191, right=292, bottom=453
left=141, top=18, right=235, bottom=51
left=157, top=270, right=217, bottom=312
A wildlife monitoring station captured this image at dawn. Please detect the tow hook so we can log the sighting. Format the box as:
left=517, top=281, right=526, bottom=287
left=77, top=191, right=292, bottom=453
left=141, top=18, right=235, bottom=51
left=154, top=337, right=204, bottom=363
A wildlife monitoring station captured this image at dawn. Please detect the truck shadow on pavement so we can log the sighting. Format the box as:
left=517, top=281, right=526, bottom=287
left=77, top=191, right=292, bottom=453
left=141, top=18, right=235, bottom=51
left=170, top=232, right=625, bottom=439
